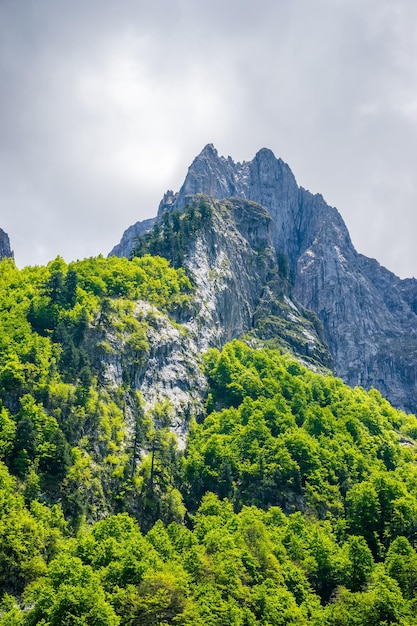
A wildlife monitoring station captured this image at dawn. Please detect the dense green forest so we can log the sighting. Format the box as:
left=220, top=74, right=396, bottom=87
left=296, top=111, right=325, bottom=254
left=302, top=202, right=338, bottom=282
left=1, top=254, right=417, bottom=624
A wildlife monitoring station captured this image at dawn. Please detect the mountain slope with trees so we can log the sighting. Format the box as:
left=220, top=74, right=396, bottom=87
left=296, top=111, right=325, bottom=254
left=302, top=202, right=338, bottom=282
left=0, top=249, right=417, bottom=623
left=2, top=149, right=417, bottom=622
left=113, top=145, right=417, bottom=414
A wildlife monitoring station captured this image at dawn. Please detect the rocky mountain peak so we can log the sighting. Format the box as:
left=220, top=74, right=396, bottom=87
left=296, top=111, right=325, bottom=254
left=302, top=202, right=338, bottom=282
left=111, top=145, right=417, bottom=413
left=0, top=228, right=13, bottom=260
left=251, top=148, right=298, bottom=199
left=199, top=142, right=218, bottom=158
left=159, top=144, right=248, bottom=212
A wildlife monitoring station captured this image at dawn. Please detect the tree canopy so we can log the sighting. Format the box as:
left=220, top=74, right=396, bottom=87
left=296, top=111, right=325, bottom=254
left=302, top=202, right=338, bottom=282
left=1, top=255, right=417, bottom=624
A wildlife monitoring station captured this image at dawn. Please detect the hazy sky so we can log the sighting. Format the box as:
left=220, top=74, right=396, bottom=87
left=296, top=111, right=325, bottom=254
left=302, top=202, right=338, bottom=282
left=1, top=1, right=417, bottom=277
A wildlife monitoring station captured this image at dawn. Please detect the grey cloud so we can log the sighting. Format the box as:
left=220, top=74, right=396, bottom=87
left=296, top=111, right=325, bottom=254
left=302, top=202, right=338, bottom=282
left=1, top=0, right=417, bottom=277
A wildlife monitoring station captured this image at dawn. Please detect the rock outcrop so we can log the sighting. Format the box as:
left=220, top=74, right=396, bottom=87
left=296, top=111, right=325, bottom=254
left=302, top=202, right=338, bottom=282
left=99, top=195, right=330, bottom=441
left=111, top=145, right=417, bottom=413
left=109, top=216, right=156, bottom=258
left=0, top=228, right=13, bottom=260
left=177, top=196, right=330, bottom=368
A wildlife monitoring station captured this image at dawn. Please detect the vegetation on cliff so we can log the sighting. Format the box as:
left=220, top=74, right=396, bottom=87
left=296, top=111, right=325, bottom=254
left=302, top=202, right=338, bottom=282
left=131, top=199, right=213, bottom=269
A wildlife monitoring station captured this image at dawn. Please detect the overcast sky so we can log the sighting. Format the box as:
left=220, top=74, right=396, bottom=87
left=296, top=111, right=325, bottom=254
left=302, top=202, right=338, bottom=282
left=1, top=0, right=417, bottom=277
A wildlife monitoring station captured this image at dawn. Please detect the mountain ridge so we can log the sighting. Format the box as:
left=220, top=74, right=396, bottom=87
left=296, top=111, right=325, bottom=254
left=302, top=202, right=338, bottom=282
left=111, top=145, right=417, bottom=413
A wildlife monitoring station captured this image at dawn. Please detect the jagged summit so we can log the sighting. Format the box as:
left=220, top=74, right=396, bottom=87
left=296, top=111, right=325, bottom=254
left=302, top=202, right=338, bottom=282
left=156, top=145, right=328, bottom=267
left=199, top=142, right=218, bottom=157
left=157, top=145, right=300, bottom=221
left=111, top=145, right=417, bottom=413
left=0, top=228, right=13, bottom=260
left=255, top=147, right=276, bottom=159
left=197, top=143, right=284, bottom=167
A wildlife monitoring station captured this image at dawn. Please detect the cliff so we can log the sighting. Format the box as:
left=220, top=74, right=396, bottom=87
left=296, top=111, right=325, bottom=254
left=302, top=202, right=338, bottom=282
left=111, top=145, right=417, bottom=413
left=0, top=228, right=13, bottom=259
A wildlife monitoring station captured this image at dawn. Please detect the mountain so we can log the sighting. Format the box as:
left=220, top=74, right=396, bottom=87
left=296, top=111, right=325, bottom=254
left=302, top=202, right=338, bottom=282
left=0, top=227, right=13, bottom=259
left=1, top=253, right=417, bottom=621
left=2, top=189, right=417, bottom=623
left=107, top=195, right=331, bottom=444
left=112, top=145, right=417, bottom=414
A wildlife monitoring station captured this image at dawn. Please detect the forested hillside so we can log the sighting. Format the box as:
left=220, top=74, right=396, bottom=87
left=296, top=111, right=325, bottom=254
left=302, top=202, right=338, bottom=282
left=1, top=255, right=417, bottom=624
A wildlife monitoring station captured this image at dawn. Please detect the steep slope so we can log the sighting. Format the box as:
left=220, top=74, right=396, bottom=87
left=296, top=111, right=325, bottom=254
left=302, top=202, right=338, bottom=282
left=128, top=195, right=331, bottom=369
left=0, top=227, right=13, bottom=259
left=0, top=239, right=328, bottom=525
left=112, top=145, right=417, bottom=413
left=0, top=255, right=205, bottom=524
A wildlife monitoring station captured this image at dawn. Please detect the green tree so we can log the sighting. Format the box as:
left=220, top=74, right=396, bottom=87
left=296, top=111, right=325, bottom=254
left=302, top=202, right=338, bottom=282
left=25, top=555, right=119, bottom=626
left=11, top=416, right=36, bottom=478
left=385, top=536, right=417, bottom=600
left=340, top=535, right=374, bottom=592
left=346, top=482, right=381, bottom=556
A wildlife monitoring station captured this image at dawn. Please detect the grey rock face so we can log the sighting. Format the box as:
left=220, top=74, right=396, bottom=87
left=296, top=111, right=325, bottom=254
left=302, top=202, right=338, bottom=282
left=180, top=147, right=417, bottom=413
left=111, top=144, right=417, bottom=413
left=157, top=144, right=250, bottom=214
left=88, top=300, right=208, bottom=446
left=183, top=197, right=275, bottom=349
left=97, top=196, right=330, bottom=446
left=110, top=217, right=156, bottom=258
left=0, top=228, right=13, bottom=260
left=127, top=194, right=330, bottom=369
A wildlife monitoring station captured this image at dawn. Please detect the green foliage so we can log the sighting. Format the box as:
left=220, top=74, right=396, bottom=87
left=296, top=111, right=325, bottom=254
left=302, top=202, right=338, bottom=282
left=0, top=253, right=193, bottom=528
left=0, top=462, right=65, bottom=596
left=184, top=341, right=416, bottom=527
left=1, top=252, right=417, bottom=624
left=182, top=340, right=417, bottom=612
left=25, top=555, right=120, bottom=626
left=131, top=197, right=214, bottom=268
